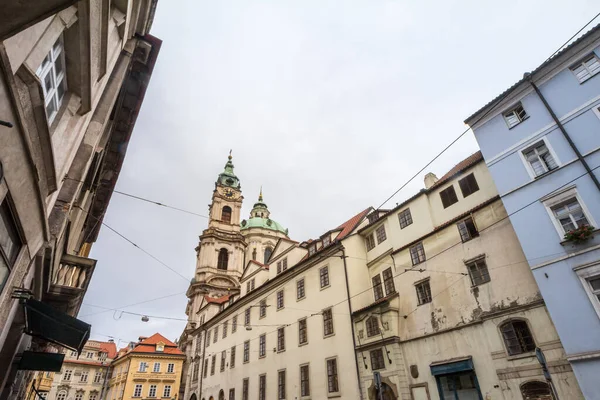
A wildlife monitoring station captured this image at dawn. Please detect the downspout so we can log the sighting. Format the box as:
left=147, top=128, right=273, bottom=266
left=526, top=75, right=600, bottom=192
left=341, top=247, right=364, bottom=400
left=198, top=328, right=207, bottom=398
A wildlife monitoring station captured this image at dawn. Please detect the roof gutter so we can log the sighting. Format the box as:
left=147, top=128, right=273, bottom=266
left=525, top=74, right=600, bottom=193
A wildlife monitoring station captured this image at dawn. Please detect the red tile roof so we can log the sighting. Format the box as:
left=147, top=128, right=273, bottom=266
left=99, top=341, right=117, bottom=359
left=335, top=207, right=372, bottom=241
left=204, top=294, right=231, bottom=305
left=128, top=333, right=184, bottom=356
left=430, top=151, right=483, bottom=189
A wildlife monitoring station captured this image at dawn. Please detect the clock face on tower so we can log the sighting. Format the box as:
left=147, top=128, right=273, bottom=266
left=224, top=188, right=235, bottom=198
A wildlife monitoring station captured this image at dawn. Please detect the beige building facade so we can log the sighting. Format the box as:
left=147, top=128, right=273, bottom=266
left=0, top=1, right=160, bottom=398
left=350, top=152, right=581, bottom=400
left=180, top=152, right=583, bottom=400
left=47, top=340, right=117, bottom=400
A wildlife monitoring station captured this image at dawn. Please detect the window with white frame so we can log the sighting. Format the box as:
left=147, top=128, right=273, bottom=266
left=148, top=385, right=157, bottom=398
left=133, top=384, right=142, bottom=397
left=139, top=362, right=148, bottom=372
left=575, top=263, right=600, bottom=319
left=550, top=196, right=590, bottom=234
left=523, top=141, right=558, bottom=177
left=63, top=370, right=72, bottom=381
left=163, top=385, right=171, bottom=397
left=93, top=371, right=102, bottom=383
left=36, top=36, right=67, bottom=124
left=503, top=103, right=528, bottom=128
left=153, top=362, right=160, bottom=373
left=570, top=53, right=600, bottom=83
left=167, top=363, right=174, bottom=373
left=80, top=371, right=88, bottom=382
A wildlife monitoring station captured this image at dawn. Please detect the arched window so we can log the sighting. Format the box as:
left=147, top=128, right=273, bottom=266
left=500, top=320, right=535, bottom=355
left=221, top=206, right=232, bottom=224
left=218, top=390, right=225, bottom=400
left=57, top=391, right=67, bottom=400
left=366, top=316, right=380, bottom=337
left=252, top=248, right=257, bottom=261
left=264, top=247, right=273, bottom=264
left=217, top=248, right=228, bottom=270
left=520, top=381, right=552, bottom=400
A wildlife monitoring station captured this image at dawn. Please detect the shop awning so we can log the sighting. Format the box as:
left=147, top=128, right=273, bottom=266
left=18, top=351, right=65, bottom=371
left=23, top=298, right=91, bottom=352
left=430, top=356, right=475, bottom=376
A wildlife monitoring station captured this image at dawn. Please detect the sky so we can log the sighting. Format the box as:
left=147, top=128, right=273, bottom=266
left=79, top=0, right=599, bottom=346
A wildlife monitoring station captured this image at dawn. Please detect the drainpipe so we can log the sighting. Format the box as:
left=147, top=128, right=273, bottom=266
left=341, top=248, right=364, bottom=400
left=526, top=74, right=600, bottom=192
left=198, top=327, right=207, bottom=398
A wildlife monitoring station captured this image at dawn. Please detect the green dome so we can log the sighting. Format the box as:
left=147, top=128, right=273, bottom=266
left=241, top=217, right=288, bottom=236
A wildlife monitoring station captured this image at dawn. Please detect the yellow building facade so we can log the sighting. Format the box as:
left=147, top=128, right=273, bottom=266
left=107, top=333, right=185, bottom=400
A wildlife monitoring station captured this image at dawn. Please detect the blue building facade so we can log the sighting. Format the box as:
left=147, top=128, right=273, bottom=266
left=466, top=26, right=600, bottom=400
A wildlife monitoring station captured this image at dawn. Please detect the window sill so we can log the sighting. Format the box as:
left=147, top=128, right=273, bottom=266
left=259, top=355, right=266, bottom=359
left=277, top=306, right=285, bottom=312
left=506, top=352, right=536, bottom=361
left=299, top=341, right=309, bottom=347
left=324, top=333, right=335, bottom=339
left=320, top=284, right=331, bottom=291
left=328, top=393, right=342, bottom=398
left=277, top=348, right=285, bottom=353
left=417, top=301, right=432, bottom=307
left=560, top=229, right=599, bottom=247
left=507, top=115, right=529, bottom=130
left=297, top=296, right=306, bottom=302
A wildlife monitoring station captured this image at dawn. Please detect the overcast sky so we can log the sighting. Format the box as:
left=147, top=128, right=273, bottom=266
left=79, top=1, right=599, bottom=346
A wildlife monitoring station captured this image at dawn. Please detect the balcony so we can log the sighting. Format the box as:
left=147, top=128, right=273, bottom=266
left=46, top=254, right=97, bottom=315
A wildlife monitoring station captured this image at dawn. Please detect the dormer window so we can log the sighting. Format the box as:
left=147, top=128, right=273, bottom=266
left=156, top=342, right=165, bottom=352
left=322, top=235, right=331, bottom=247
left=308, top=244, right=316, bottom=256
left=367, top=213, right=380, bottom=224
left=503, top=103, right=528, bottom=128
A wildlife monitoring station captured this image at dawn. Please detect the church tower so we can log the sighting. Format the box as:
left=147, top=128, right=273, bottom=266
left=189, top=153, right=247, bottom=300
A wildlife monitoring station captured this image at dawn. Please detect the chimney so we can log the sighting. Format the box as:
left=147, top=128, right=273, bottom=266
left=108, top=339, right=114, bottom=343
left=138, top=336, right=148, bottom=342
left=424, top=173, right=438, bottom=189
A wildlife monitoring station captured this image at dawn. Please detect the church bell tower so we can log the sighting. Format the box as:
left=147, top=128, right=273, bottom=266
left=189, top=152, right=247, bottom=299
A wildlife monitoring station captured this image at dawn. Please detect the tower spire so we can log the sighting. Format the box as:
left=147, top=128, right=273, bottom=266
left=259, top=186, right=263, bottom=202
left=217, top=150, right=240, bottom=188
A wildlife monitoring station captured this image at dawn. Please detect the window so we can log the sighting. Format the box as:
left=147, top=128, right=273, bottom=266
left=264, top=247, right=273, bottom=263
left=300, top=365, right=310, bottom=397
left=230, top=345, right=236, bottom=368
left=523, top=141, right=558, bottom=177
left=323, top=308, right=334, bottom=336
left=0, top=199, right=22, bottom=294
left=297, top=278, right=305, bottom=300
left=245, top=308, right=251, bottom=325
left=221, top=350, right=226, bottom=372
left=232, top=315, right=238, bottom=332
left=278, top=370, right=286, bottom=399
left=258, top=374, right=266, bottom=400
left=298, top=318, right=308, bottom=345
left=500, top=320, right=536, bottom=355
left=370, top=348, right=386, bottom=370
left=436, top=371, right=481, bottom=399
left=323, top=235, right=331, bottom=247
left=57, top=391, right=67, bottom=400
left=214, top=327, right=218, bottom=343
left=277, top=290, right=284, bottom=309
left=153, top=362, right=160, bottom=373
left=222, top=206, right=232, bottom=223
left=211, top=354, right=216, bottom=375
left=326, top=358, right=339, bottom=393
left=366, top=316, right=380, bottom=337
left=134, top=384, right=143, bottom=397
left=571, top=53, right=600, bottom=83
left=94, top=371, right=102, bottom=383
left=149, top=385, right=157, bottom=398
left=203, top=359, right=209, bottom=378
left=365, top=233, right=375, bottom=251
left=368, top=212, right=380, bottom=224
left=398, top=208, right=413, bottom=229
left=242, top=378, right=249, bottom=400
left=320, top=266, right=330, bottom=288
left=246, top=281, right=251, bottom=293
left=372, top=275, right=384, bottom=300
left=218, top=248, right=228, bottom=270
left=382, top=267, right=395, bottom=295
left=36, top=36, right=67, bottom=124
left=229, top=388, right=235, bottom=400
left=206, top=330, right=211, bottom=347
left=458, top=217, right=479, bottom=242
left=70, top=351, right=77, bottom=357
left=458, top=173, right=479, bottom=197
left=86, top=352, right=94, bottom=359
left=440, top=186, right=458, bottom=208
left=89, top=394, right=97, bottom=400
left=277, top=327, right=285, bottom=352
left=503, top=103, right=528, bottom=128
left=139, top=361, right=148, bottom=372
left=98, top=352, right=107, bottom=361
left=415, top=280, right=432, bottom=305
left=250, top=278, right=255, bottom=290
left=260, top=299, right=267, bottom=318
left=163, top=385, right=171, bottom=398
left=520, top=381, right=552, bottom=400
left=277, top=258, right=288, bottom=274
left=193, top=363, right=199, bottom=380
left=74, top=394, right=83, bottom=400
left=223, top=321, right=228, bottom=338
left=243, top=341, right=250, bottom=363
left=410, top=242, right=426, bottom=265
left=375, top=225, right=387, bottom=244
left=80, top=371, right=88, bottom=382
left=259, top=334, right=266, bottom=358
left=467, top=259, right=490, bottom=286
left=551, top=197, right=590, bottom=233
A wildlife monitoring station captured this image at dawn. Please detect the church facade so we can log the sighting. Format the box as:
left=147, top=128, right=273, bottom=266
left=179, top=154, right=582, bottom=400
